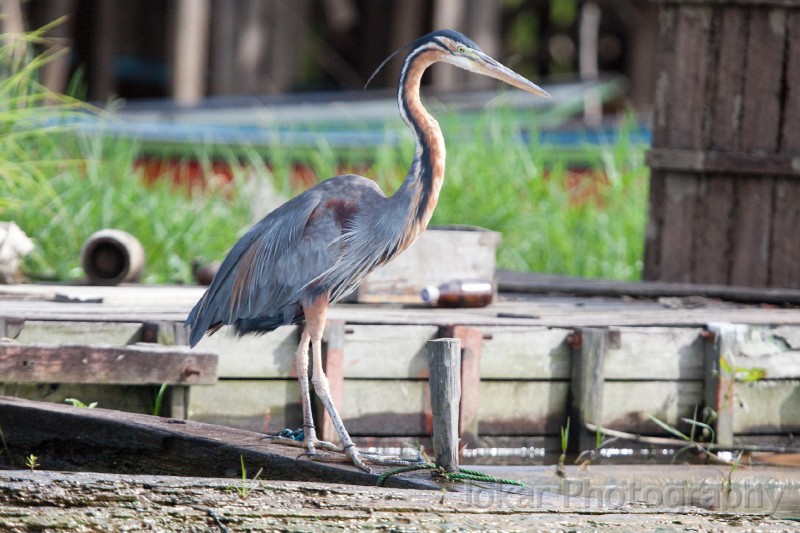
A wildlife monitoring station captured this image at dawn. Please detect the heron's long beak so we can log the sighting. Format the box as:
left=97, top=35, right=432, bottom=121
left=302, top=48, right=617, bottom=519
left=474, top=51, right=551, bottom=98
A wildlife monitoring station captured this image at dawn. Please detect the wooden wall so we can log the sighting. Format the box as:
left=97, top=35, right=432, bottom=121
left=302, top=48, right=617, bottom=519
left=2, top=311, right=799, bottom=460
left=644, top=0, right=800, bottom=288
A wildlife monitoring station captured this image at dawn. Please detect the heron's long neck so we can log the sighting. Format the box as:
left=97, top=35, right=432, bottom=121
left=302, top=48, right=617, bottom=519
left=392, top=51, right=445, bottom=248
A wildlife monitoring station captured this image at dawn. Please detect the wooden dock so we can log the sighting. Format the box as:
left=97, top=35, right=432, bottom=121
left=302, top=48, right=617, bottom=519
left=1, top=277, right=799, bottom=458
left=1, top=397, right=797, bottom=529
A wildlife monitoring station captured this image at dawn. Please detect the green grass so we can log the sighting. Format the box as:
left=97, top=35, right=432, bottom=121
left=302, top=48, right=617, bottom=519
left=1, top=29, right=649, bottom=284
left=432, top=111, right=648, bottom=279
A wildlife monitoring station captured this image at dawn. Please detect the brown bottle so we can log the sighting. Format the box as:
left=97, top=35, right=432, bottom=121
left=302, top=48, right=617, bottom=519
left=420, top=279, right=494, bottom=308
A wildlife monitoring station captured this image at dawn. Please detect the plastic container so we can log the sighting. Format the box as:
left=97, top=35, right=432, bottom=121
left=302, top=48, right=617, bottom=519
left=420, top=279, right=494, bottom=308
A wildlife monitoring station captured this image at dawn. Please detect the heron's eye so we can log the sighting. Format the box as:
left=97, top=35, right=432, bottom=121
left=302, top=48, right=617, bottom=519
left=456, top=45, right=466, bottom=53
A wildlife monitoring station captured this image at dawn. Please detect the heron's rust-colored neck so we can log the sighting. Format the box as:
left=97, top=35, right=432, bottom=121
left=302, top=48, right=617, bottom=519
left=394, top=49, right=446, bottom=251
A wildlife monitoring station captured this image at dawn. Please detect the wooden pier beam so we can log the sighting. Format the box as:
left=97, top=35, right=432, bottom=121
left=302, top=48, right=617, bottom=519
left=704, top=323, right=745, bottom=447
left=320, top=319, right=346, bottom=443
left=440, top=325, right=483, bottom=447
left=568, top=327, right=609, bottom=452
left=427, top=338, right=461, bottom=472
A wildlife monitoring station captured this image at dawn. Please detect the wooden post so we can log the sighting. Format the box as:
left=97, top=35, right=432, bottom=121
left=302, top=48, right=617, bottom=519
left=172, top=0, right=211, bottom=104
left=704, top=323, right=744, bottom=447
left=427, top=338, right=461, bottom=472
left=320, top=319, right=346, bottom=443
left=168, top=386, right=188, bottom=419
left=440, top=325, right=483, bottom=447
left=568, top=327, right=608, bottom=452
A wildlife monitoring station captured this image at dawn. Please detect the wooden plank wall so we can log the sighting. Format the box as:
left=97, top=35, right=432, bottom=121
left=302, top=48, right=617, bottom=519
left=1, top=321, right=162, bottom=415
left=1, top=315, right=798, bottom=452
left=188, top=321, right=800, bottom=450
left=645, top=1, right=800, bottom=289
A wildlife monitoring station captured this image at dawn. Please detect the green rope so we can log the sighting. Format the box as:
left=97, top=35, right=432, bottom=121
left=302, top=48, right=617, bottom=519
left=376, top=462, right=437, bottom=486
left=376, top=462, right=527, bottom=487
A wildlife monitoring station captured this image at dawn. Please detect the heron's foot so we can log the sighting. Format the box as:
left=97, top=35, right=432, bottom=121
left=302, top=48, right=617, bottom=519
left=267, top=434, right=342, bottom=453
left=268, top=432, right=418, bottom=472
left=339, top=444, right=370, bottom=473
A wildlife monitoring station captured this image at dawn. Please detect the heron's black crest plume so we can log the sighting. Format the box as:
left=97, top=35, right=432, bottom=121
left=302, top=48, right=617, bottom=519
left=364, top=29, right=481, bottom=89
left=364, top=41, right=412, bottom=89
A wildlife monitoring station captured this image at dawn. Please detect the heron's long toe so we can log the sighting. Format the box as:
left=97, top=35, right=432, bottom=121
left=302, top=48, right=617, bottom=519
left=344, top=444, right=371, bottom=473
left=270, top=435, right=342, bottom=452
left=270, top=433, right=416, bottom=472
left=307, top=437, right=341, bottom=453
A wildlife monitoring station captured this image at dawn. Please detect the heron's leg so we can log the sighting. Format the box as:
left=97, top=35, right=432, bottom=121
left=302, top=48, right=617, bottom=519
left=305, top=296, right=370, bottom=473
left=294, top=326, right=317, bottom=452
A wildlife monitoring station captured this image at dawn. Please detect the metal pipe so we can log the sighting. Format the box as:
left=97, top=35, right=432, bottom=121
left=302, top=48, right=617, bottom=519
left=80, top=229, right=145, bottom=285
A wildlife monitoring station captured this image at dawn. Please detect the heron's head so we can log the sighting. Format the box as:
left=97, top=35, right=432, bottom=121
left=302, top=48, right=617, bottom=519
left=367, top=29, right=551, bottom=100
left=419, top=30, right=551, bottom=98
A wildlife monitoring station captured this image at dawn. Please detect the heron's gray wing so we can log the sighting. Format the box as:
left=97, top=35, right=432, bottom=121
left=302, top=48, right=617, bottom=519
left=186, top=187, right=325, bottom=346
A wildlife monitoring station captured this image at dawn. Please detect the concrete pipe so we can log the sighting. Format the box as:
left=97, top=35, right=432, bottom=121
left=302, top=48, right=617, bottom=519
left=80, top=229, right=145, bottom=285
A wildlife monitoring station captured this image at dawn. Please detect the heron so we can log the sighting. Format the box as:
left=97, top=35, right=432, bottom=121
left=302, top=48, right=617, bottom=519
left=186, top=29, right=550, bottom=472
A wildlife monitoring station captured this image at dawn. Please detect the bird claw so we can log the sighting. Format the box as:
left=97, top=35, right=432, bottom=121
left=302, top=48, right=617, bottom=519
left=269, top=432, right=420, bottom=473
left=265, top=434, right=343, bottom=453
left=344, top=445, right=372, bottom=473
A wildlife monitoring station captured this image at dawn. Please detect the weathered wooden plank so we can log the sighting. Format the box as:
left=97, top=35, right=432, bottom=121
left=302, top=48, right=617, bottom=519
left=726, top=9, right=786, bottom=287
left=734, top=325, right=800, bottom=379
left=447, top=325, right=483, bottom=446
left=339, top=325, right=437, bottom=378
left=345, top=379, right=572, bottom=437
left=2, top=470, right=793, bottom=531
left=319, top=319, right=345, bottom=443
left=769, top=0, right=800, bottom=293
left=769, top=179, right=800, bottom=288
left=642, top=172, right=666, bottom=281
left=669, top=5, right=712, bottom=149
left=194, top=325, right=299, bottom=378
left=774, top=326, right=800, bottom=349
left=645, top=0, right=675, bottom=281
left=704, top=323, right=744, bottom=446
left=4, top=291, right=800, bottom=329
left=355, top=227, right=500, bottom=304
left=652, top=4, right=677, bottom=147
left=781, top=11, right=800, bottom=153
left=479, top=327, right=571, bottom=380
left=13, top=320, right=143, bottom=345
left=0, top=396, right=431, bottom=489
left=658, top=173, right=699, bottom=282
left=740, top=7, right=786, bottom=153
left=478, top=381, right=569, bottom=436
left=188, top=379, right=302, bottom=433
left=604, top=327, right=705, bottom=380
left=735, top=380, right=800, bottom=434
left=570, top=328, right=607, bottom=450
left=168, top=385, right=189, bottom=419
left=730, top=177, right=774, bottom=287
left=737, top=350, right=800, bottom=379
left=601, top=381, right=705, bottom=434
left=708, top=6, right=747, bottom=151
left=342, top=380, right=428, bottom=436
left=0, top=343, right=217, bottom=385
left=498, top=270, right=800, bottom=304
left=646, top=149, right=800, bottom=176
left=691, top=175, right=734, bottom=284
